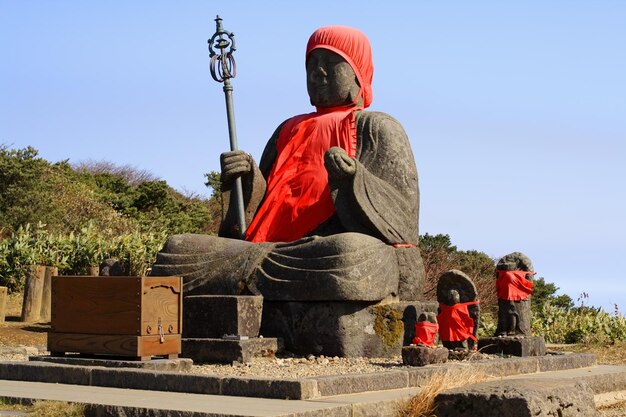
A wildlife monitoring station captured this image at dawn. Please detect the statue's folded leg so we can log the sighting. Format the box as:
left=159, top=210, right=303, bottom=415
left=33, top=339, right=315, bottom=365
left=150, top=233, right=274, bottom=296
left=252, top=232, right=399, bottom=301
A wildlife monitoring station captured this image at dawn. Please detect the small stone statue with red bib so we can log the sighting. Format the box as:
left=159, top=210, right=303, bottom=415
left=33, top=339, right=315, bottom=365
left=495, top=252, right=536, bottom=337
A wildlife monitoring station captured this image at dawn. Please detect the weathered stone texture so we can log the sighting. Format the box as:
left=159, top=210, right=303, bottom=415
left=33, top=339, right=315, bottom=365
left=402, top=345, right=448, bottom=367
left=478, top=336, right=546, bottom=357
left=435, top=378, right=600, bottom=417
left=183, top=295, right=263, bottom=338
left=181, top=337, right=278, bottom=364
left=261, top=300, right=437, bottom=357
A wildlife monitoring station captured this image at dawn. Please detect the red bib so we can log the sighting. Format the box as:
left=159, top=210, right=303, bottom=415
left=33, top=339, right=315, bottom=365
left=496, top=270, right=534, bottom=301
left=437, top=301, right=479, bottom=343
left=413, top=321, right=438, bottom=346
left=245, top=108, right=357, bottom=242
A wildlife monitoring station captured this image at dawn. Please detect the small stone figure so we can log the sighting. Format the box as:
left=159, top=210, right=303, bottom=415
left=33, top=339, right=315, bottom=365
left=412, top=312, right=438, bottom=347
left=436, top=270, right=480, bottom=351
left=402, top=311, right=448, bottom=366
left=494, top=252, right=535, bottom=337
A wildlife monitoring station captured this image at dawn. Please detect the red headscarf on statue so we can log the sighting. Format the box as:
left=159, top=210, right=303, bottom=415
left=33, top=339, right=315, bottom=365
left=245, top=26, right=374, bottom=242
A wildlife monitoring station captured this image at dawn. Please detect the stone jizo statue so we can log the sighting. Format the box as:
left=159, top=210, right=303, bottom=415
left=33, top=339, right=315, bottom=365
left=436, top=270, right=480, bottom=351
left=412, top=312, right=438, bottom=347
left=495, top=252, right=535, bottom=337
left=151, top=26, right=425, bottom=303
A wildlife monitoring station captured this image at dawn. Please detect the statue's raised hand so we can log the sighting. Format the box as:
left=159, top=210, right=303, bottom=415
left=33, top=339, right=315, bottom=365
left=324, top=146, right=356, bottom=180
left=220, top=150, right=252, bottom=185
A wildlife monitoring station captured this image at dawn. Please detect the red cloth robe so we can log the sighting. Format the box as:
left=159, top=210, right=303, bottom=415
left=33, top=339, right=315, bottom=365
left=245, top=25, right=374, bottom=243
left=413, top=321, right=438, bottom=346
left=496, top=270, right=535, bottom=301
left=245, top=108, right=357, bottom=242
left=437, top=301, right=479, bottom=343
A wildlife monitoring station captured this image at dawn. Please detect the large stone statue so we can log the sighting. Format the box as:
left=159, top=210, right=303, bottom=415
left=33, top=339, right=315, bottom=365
left=151, top=26, right=431, bottom=356
left=152, top=26, right=434, bottom=356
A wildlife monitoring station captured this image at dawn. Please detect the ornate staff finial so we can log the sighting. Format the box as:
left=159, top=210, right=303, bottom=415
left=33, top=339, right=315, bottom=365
left=208, top=15, right=246, bottom=238
left=209, top=15, right=237, bottom=82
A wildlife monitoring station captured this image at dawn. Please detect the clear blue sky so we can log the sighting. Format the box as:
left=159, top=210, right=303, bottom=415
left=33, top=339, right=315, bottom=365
left=2, top=1, right=625, bottom=311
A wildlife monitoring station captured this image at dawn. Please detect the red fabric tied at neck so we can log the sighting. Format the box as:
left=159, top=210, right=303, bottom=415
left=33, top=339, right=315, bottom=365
left=496, top=270, right=535, bottom=301
left=245, top=108, right=357, bottom=242
left=245, top=26, right=373, bottom=243
left=437, top=301, right=479, bottom=343
left=413, top=321, right=438, bottom=347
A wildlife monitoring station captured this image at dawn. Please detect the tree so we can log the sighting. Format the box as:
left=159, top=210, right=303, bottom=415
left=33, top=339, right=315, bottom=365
left=532, top=277, right=574, bottom=315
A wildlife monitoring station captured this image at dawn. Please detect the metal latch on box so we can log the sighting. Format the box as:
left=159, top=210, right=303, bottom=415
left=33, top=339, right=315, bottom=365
left=158, top=318, right=164, bottom=343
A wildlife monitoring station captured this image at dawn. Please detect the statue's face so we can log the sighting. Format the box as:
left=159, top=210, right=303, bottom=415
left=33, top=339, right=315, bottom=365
left=306, top=48, right=361, bottom=108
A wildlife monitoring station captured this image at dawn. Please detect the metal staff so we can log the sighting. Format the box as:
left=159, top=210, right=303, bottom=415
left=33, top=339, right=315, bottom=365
left=209, top=15, right=246, bottom=239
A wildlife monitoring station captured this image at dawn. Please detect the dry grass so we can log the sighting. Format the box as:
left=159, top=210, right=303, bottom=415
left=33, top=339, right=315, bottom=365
left=549, top=342, right=626, bottom=365
left=30, top=400, right=85, bottom=417
left=396, top=367, right=488, bottom=417
left=0, top=399, right=84, bottom=416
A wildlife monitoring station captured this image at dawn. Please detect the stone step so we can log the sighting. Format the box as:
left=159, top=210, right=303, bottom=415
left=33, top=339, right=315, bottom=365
left=0, top=352, right=597, bottom=400
left=435, top=365, right=626, bottom=417
left=1, top=363, right=626, bottom=416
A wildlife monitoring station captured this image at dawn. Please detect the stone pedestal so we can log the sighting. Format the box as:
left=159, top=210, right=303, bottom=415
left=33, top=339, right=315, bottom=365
left=182, top=337, right=279, bottom=363
left=261, top=300, right=437, bottom=357
left=183, top=295, right=263, bottom=338
left=181, top=295, right=275, bottom=363
left=402, top=345, right=448, bottom=366
left=478, top=336, right=546, bottom=357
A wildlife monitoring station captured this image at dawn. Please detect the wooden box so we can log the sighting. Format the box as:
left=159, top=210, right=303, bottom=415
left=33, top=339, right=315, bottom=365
left=48, top=276, right=182, bottom=360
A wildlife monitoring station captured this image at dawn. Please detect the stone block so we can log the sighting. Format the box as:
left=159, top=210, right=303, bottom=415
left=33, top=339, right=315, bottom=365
left=181, top=337, right=278, bottom=363
left=29, top=355, right=193, bottom=371
left=221, top=377, right=319, bottom=400
left=435, top=378, right=599, bottom=417
left=470, top=356, right=539, bottom=377
left=261, top=300, right=437, bottom=357
left=402, top=345, right=448, bottom=366
left=478, top=336, right=546, bottom=357
left=90, top=368, right=221, bottom=395
left=0, top=361, right=92, bottom=386
left=537, top=352, right=596, bottom=372
left=183, top=295, right=263, bottom=338
left=313, top=371, right=409, bottom=396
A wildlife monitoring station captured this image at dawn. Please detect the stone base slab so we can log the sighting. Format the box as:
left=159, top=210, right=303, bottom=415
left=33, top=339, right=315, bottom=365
left=479, top=336, right=546, bottom=357
left=29, top=355, right=193, bottom=371
left=435, top=377, right=599, bottom=417
left=402, top=345, right=449, bottom=366
left=261, top=300, right=438, bottom=357
left=181, top=337, right=278, bottom=363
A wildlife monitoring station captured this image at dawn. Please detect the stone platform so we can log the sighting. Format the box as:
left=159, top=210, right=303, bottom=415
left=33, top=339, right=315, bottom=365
left=181, top=337, right=279, bottom=363
left=479, top=336, right=546, bottom=357
left=1, top=353, right=626, bottom=416
left=0, top=353, right=596, bottom=400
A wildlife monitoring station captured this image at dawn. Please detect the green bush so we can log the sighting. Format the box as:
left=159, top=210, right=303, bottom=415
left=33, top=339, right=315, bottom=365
left=0, top=222, right=167, bottom=292
left=532, top=302, right=626, bottom=344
